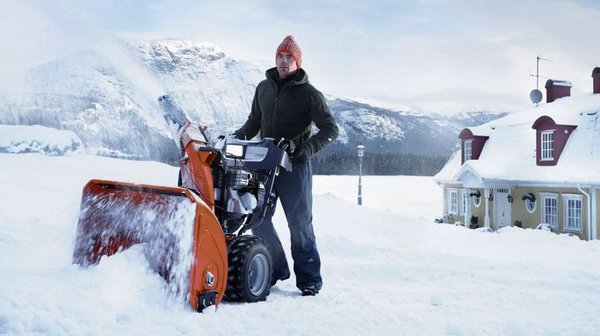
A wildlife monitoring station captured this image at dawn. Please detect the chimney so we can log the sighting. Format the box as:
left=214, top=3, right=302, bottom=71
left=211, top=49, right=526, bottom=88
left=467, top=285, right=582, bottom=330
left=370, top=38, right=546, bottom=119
left=592, top=67, right=600, bottom=94
left=545, top=79, right=571, bottom=103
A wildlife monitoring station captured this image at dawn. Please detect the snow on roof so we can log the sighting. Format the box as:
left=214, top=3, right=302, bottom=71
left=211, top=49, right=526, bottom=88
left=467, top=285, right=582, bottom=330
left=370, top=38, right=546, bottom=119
left=545, top=79, right=572, bottom=88
left=433, top=150, right=461, bottom=184
left=435, top=94, right=600, bottom=186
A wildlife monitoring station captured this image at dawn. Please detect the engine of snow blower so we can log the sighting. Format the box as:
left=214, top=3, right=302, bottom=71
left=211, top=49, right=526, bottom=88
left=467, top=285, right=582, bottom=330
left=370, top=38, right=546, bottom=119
left=72, top=95, right=293, bottom=311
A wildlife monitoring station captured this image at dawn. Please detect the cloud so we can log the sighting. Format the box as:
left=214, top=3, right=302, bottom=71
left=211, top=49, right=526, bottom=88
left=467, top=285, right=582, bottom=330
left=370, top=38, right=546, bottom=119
left=2, top=0, right=599, bottom=112
left=0, top=1, right=73, bottom=73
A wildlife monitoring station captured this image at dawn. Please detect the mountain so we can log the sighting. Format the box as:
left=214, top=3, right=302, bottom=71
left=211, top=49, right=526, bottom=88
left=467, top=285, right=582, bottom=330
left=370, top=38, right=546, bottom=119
left=0, top=39, right=507, bottom=164
left=327, top=98, right=506, bottom=155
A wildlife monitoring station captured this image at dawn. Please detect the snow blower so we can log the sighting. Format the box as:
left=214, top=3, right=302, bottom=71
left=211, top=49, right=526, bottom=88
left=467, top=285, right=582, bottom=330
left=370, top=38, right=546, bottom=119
left=72, top=95, right=294, bottom=311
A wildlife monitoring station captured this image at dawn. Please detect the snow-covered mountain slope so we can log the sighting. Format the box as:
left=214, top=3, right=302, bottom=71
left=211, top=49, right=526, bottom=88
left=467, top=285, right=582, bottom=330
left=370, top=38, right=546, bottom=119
left=328, top=98, right=506, bottom=155
left=0, top=39, right=506, bottom=162
left=1, top=47, right=176, bottom=161
left=130, top=39, right=263, bottom=138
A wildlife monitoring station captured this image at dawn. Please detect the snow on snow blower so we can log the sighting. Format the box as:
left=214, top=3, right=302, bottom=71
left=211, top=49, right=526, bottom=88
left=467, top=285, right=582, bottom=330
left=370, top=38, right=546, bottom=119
left=72, top=95, right=294, bottom=311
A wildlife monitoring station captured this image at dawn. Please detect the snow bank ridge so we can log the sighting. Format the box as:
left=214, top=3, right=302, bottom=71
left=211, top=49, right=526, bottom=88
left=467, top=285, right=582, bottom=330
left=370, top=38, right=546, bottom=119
left=0, top=124, right=83, bottom=155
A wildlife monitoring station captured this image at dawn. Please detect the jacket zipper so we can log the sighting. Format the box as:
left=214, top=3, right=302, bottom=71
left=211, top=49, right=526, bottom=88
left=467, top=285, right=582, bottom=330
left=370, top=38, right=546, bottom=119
left=272, top=82, right=278, bottom=137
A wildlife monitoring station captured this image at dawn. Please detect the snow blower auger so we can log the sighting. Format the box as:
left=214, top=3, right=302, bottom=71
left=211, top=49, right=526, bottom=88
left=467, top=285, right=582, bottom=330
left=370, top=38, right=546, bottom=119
left=72, top=95, right=294, bottom=312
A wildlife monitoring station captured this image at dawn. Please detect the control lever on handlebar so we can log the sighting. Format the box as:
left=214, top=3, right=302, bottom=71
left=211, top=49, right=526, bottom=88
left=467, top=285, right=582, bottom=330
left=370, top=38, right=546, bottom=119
left=277, top=138, right=296, bottom=157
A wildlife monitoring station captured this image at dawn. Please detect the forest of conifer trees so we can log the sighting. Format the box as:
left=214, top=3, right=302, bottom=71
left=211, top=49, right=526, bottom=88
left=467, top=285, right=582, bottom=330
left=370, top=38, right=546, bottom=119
left=311, top=150, right=449, bottom=176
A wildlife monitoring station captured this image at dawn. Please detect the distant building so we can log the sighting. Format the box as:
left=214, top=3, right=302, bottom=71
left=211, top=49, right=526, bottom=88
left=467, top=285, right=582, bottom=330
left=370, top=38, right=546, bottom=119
left=434, top=68, right=600, bottom=240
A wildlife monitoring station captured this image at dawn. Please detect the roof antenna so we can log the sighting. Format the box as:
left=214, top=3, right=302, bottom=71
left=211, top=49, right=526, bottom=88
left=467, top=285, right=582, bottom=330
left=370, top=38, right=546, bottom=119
left=529, top=55, right=552, bottom=106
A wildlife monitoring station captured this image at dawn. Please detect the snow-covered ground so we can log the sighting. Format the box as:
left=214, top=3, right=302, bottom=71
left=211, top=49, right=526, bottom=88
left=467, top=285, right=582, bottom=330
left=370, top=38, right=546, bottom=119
left=1, top=152, right=600, bottom=335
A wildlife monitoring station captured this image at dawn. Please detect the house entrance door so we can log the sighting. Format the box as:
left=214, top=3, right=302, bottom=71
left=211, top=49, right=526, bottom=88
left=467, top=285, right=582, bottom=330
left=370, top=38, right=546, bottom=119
left=494, top=188, right=511, bottom=228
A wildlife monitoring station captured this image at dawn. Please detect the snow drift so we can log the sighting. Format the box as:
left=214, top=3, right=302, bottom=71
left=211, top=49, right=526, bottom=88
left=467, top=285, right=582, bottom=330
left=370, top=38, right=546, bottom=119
left=1, top=151, right=600, bottom=335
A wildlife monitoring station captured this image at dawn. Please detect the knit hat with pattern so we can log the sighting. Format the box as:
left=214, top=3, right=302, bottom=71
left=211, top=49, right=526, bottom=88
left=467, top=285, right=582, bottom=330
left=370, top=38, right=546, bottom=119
left=276, top=35, right=302, bottom=68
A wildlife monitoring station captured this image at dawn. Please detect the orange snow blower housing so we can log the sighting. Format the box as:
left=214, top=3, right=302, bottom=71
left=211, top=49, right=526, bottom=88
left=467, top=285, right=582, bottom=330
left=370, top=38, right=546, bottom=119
left=73, top=95, right=294, bottom=312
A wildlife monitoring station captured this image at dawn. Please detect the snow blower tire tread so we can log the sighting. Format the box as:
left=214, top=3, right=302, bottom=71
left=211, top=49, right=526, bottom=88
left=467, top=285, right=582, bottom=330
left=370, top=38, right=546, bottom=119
left=224, top=235, right=272, bottom=302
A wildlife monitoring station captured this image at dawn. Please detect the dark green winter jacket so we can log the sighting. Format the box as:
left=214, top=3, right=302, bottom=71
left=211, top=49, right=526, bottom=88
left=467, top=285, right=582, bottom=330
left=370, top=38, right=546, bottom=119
left=234, top=67, right=338, bottom=158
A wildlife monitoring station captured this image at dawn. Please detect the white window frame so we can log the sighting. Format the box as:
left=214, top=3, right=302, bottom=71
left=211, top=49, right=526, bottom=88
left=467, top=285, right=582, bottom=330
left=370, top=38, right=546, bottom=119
left=541, top=130, right=554, bottom=161
left=448, top=188, right=458, bottom=215
left=540, top=192, right=558, bottom=229
left=464, top=140, right=473, bottom=161
left=562, top=194, right=583, bottom=233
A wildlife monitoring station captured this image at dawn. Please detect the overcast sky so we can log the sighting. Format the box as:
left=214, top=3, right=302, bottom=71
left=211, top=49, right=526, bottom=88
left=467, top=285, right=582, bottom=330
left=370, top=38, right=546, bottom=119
left=2, top=0, right=600, bottom=112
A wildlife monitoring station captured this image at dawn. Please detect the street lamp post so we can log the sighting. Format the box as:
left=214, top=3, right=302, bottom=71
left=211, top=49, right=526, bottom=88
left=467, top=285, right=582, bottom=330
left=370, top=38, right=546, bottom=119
left=357, top=144, right=365, bottom=205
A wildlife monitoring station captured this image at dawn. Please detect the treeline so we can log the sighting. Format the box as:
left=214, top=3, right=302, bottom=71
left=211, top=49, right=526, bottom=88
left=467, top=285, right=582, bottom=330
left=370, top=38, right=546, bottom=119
left=311, top=150, right=449, bottom=176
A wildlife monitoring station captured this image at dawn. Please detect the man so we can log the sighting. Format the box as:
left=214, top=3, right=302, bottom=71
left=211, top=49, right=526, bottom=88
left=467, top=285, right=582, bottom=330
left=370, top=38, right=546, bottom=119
left=234, top=35, right=338, bottom=296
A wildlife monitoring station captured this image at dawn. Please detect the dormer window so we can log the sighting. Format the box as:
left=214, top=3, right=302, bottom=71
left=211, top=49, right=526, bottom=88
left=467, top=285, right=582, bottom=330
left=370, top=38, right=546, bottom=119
left=540, top=130, right=554, bottom=160
left=532, top=116, right=576, bottom=166
left=464, top=140, right=473, bottom=161
left=458, top=128, right=489, bottom=165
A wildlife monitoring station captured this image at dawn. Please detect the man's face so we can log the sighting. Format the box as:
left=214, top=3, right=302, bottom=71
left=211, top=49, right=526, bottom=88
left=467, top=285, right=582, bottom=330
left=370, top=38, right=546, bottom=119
left=276, top=52, right=298, bottom=78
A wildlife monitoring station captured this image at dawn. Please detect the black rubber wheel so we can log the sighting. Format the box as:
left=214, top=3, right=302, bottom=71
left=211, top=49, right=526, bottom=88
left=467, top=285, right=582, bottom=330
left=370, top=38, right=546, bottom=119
left=224, top=235, right=272, bottom=302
